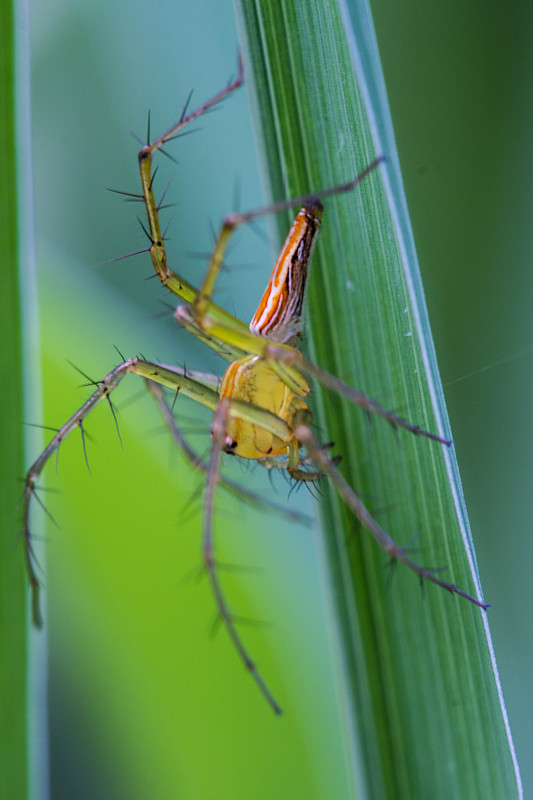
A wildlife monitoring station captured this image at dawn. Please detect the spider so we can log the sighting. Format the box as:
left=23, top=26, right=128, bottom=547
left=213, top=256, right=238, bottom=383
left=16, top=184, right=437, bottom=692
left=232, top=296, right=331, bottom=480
left=22, top=57, right=487, bottom=714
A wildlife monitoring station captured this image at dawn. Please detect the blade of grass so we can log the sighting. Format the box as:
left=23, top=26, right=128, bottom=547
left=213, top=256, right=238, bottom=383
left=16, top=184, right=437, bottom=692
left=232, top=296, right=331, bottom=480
left=0, top=0, right=28, bottom=797
left=235, top=1, right=521, bottom=797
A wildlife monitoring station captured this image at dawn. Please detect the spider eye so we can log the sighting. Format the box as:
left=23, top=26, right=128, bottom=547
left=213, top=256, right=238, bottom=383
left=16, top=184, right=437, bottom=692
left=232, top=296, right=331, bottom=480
left=224, top=437, right=238, bottom=454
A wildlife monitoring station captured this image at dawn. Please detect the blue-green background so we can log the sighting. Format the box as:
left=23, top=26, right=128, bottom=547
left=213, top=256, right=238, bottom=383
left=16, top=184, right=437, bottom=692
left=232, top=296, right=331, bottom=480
left=28, top=1, right=531, bottom=797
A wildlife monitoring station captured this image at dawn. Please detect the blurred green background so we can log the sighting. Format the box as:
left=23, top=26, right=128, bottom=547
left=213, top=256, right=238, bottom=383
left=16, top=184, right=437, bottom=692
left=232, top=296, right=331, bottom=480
left=28, top=1, right=531, bottom=798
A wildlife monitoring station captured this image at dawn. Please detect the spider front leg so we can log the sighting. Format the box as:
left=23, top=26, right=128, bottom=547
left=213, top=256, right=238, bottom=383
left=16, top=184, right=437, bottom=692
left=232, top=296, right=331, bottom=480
left=138, top=55, right=246, bottom=323
left=22, top=358, right=226, bottom=626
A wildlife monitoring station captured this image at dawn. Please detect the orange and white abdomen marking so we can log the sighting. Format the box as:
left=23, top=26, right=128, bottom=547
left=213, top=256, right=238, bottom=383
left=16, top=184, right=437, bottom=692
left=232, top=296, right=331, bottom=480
left=250, top=200, right=322, bottom=346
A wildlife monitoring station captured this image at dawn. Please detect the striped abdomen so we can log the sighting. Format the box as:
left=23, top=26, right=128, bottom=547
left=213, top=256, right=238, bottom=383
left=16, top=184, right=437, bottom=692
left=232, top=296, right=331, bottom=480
left=250, top=200, right=322, bottom=346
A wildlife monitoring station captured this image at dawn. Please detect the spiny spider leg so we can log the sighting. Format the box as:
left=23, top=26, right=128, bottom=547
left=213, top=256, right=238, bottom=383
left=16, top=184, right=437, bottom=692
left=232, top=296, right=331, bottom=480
left=138, top=55, right=249, bottom=341
left=268, top=346, right=452, bottom=446
left=296, top=425, right=489, bottom=609
left=22, top=358, right=214, bottom=625
left=203, top=399, right=283, bottom=715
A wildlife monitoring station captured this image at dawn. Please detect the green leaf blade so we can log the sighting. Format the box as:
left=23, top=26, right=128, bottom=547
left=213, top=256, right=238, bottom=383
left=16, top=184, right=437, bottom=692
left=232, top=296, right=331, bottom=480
left=0, top=1, right=29, bottom=798
left=235, top=0, right=521, bottom=797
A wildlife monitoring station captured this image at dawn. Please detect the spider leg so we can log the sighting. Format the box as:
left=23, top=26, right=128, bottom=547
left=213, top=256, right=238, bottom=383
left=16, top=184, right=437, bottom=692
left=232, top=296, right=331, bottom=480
left=294, top=423, right=489, bottom=610
left=292, top=352, right=451, bottom=446
left=23, top=358, right=227, bottom=626
left=203, top=399, right=283, bottom=714
left=137, top=55, right=251, bottom=358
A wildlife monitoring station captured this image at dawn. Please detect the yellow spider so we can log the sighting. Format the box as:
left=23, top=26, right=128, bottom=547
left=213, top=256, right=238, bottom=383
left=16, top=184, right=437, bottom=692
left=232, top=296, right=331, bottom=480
left=23, top=58, right=486, bottom=714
